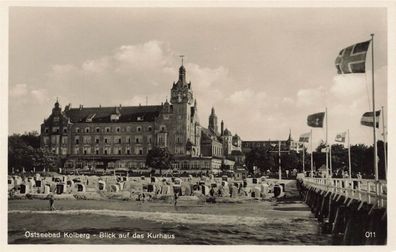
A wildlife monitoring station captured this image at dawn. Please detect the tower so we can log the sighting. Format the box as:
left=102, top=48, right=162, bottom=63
left=169, top=60, right=199, bottom=156
left=208, top=107, right=218, bottom=134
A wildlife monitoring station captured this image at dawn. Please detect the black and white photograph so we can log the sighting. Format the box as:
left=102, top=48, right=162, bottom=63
left=1, top=1, right=393, bottom=248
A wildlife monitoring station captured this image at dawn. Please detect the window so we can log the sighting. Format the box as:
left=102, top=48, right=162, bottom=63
left=61, top=148, right=67, bottom=155
left=126, top=126, right=131, bottom=132
left=104, top=138, right=108, bottom=144
left=52, top=127, right=59, bottom=133
left=76, top=128, right=80, bottom=133
left=118, top=149, right=122, bottom=155
left=95, top=149, right=99, bottom=155
left=148, top=126, right=152, bottom=131
left=84, top=150, right=87, bottom=155
left=43, top=136, right=49, bottom=145
left=85, top=127, right=90, bottom=133
left=95, top=138, right=100, bottom=144
left=116, top=127, right=120, bottom=133
left=75, top=138, right=79, bottom=145
left=137, top=126, right=142, bottom=132
left=104, top=149, right=108, bottom=155
left=161, top=126, right=166, bottom=131
left=96, top=127, right=100, bottom=133
left=44, top=128, right=49, bottom=133
left=127, top=149, right=131, bottom=155
left=63, top=128, right=67, bottom=133
left=147, top=136, right=152, bottom=144
left=135, top=147, right=143, bottom=155
left=118, top=138, right=122, bottom=144
left=83, top=136, right=91, bottom=144
left=105, top=127, right=110, bottom=133
left=127, top=137, right=131, bottom=144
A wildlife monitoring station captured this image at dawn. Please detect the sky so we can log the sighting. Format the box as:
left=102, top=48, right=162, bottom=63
left=8, top=7, right=388, bottom=146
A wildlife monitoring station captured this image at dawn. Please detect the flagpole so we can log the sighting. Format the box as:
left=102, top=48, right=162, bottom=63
left=325, top=107, right=329, bottom=178
left=278, top=140, right=282, bottom=181
left=382, top=106, right=387, bottom=179
left=310, top=129, right=313, bottom=178
left=302, top=143, right=305, bottom=175
left=371, top=33, right=378, bottom=181
left=348, top=129, right=352, bottom=179
left=329, top=143, right=332, bottom=178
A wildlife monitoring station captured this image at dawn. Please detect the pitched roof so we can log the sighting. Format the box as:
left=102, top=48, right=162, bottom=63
left=64, top=105, right=162, bottom=123
left=201, top=127, right=222, bottom=142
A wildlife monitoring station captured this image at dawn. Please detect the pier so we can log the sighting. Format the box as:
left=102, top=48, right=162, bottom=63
left=297, top=177, right=387, bottom=245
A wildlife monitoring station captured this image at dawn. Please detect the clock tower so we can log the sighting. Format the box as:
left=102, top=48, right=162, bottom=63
left=169, top=62, right=200, bottom=156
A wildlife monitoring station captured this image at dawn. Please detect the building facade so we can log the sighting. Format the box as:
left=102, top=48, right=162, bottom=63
left=40, top=64, right=242, bottom=175
left=241, top=131, right=301, bottom=154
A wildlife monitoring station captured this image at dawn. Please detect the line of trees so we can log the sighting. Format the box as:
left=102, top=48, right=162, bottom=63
left=9, top=132, right=387, bottom=180
left=245, top=141, right=387, bottom=179
left=8, top=131, right=60, bottom=173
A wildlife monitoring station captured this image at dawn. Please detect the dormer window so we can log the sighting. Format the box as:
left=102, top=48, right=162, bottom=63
left=110, top=114, right=120, bottom=121
left=137, top=116, right=143, bottom=121
left=86, top=114, right=96, bottom=122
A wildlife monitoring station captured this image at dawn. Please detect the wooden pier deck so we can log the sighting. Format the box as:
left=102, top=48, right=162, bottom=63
left=297, top=177, right=387, bottom=245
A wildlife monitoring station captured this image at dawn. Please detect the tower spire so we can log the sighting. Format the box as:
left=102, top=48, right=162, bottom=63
left=180, top=55, right=184, bottom=66
left=178, top=55, right=186, bottom=84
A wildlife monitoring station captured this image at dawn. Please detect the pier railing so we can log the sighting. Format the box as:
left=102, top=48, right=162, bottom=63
left=301, top=177, right=387, bottom=208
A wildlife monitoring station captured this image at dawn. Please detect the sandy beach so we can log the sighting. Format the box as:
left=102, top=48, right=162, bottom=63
left=8, top=197, right=332, bottom=244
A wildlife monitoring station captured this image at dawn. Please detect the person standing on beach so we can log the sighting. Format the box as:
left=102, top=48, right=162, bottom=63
left=49, top=194, right=55, bottom=211
left=174, top=192, right=179, bottom=206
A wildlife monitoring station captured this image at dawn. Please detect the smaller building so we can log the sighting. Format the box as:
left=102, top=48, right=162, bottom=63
left=241, top=131, right=295, bottom=154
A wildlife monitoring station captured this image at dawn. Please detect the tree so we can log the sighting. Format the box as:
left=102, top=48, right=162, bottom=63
left=20, top=131, right=40, bottom=148
left=245, top=146, right=275, bottom=175
left=32, top=148, right=60, bottom=172
left=377, top=140, right=387, bottom=180
left=145, top=147, right=173, bottom=175
left=280, top=150, right=299, bottom=171
left=8, top=132, right=59, bottom=173
left=8, top=134, right=35, bottom=172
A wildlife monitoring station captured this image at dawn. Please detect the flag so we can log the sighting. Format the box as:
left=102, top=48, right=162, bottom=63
left=299, top=132, right=310, bottom=143
left=361, top=111, right=380, bottom=128
left=335, top=40, right=370, bottom=74
left=307, top=112, right=325, bottom=128
left=335, top=132, right=346, bottom=143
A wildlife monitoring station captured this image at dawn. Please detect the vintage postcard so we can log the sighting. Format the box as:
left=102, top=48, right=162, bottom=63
left=1, top=1, right=393, bottom=250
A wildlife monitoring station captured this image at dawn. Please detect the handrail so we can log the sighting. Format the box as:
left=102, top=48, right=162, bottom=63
left=301, top=177, right=387, bottom=208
